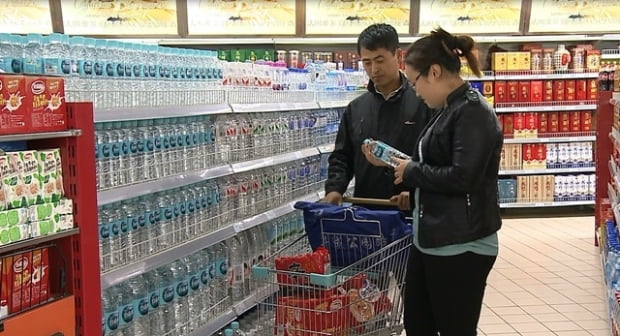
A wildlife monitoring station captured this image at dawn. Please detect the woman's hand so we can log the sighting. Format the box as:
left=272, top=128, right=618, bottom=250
left=392, top=157, right=410, bottom=185
left=361, top=143, right=391, bottom=167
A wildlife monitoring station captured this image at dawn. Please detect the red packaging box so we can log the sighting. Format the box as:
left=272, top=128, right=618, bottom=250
left=559, top=112, right=571, bottom=132
left=549, top=112, right=560, bottom=133
left=536, top=144, right=548, bottom=168
left=525, top=112, right=538, bottom=137
left=565, top=80, right=576, bottom=101
left=543, top=80, right=554, bottom=101
left=1, top=248, right=50, bottom=315
left=576, top=79, right=587, bottom=100
left=538, top=112, right=549, bottom=134
left=27, top=76, right=67, bottom=132
left=514, top=113, right=526, bottom=138
left=581, top=111, right=593, bottom=131
left=0, top=75, right=28, bottom=135
left=519, top=81, right=531, bottom=102
left=522, top=144, right=535, bottom=169
left=507, top=81, right=519, bottom=102
left=587, top=79, right=598, bottom=100
left=553, top=80, right=565, bottom=101
left=503, top=114, right=514, bottom=135
left=531, top=81, right=543, bottom=102
left=570, top=111, right=582, bottom=132
left=494, top=81, right=507, bottom=103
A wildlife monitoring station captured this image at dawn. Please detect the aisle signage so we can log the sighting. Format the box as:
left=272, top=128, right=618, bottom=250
left=529, top=0, right=620, bottom=33
left=0, top=0, right=52, bottom=34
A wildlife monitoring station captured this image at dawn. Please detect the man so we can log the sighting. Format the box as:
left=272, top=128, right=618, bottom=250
left=323, top=23, right=431, bottom=210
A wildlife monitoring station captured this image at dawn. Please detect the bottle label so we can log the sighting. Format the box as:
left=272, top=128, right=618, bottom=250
left=0, top=57, right=21, bottom=73
left=81, top=60, right=93, bottom=76
left=110, top=220, right=120, bottom=236
left=169, top=135, right=177, bottom=148
left=111, top=142, right=121, bottom=157
left=43, top=58, right=62, bottom=75
left=187, top=200, right=195, bottom=214
left=162, top=205, right=173, bottom=221
left=148, top=289, right=160, bottom=309
left=179, top=201, right=187, bottom=215
left=176, top=278, right=189, bottom=298
left=172, top=202, right=180, bottom=218
left=121, top=140, right=129, bottom=156
left=116, top=63, right=125, bottom=77
left=118, top=303, right=134, bottom=326
left=137, top=212, right=147, bottom=228
left=119, top=217, right=129, bottom=233
left=129, top=139, right=139, bottom=154
left=128, top=216, right=138, bottom=231
left=162, top=136, right=170, bottom=150
left=192, top=132, right=200, bottom=146
left=99, top=223, right=110, bottom=239
left=154, top=136, right=162, bottom=150
left=106, top=63, right=115, bottom=77
left=189, top=272, right=201, bottom=292
left=149, top=65, right=158, bottom=78
left=146, top=137, right=154, bottom=152
left=176, top=135, right=184, bottom=148
left=159, top=66, right=166, bottom=78
left=104, top=311, right=120, bottom=333
left=217, top=259, right=228, bottom=277
left=185, top=134, right=192, bottom=147
left=142, top=65, right=150, bottom=78
left=94, top=62, right=104, bottom=76
left=125, top=64, right=132, bottom=78
left=133, top=64, right=141, bottom=77
left=133, top=296, right=150, bottom=318
left=23, top=57, right=43, bottom=74
left=160, top=284, right=175, bottom=304
left=171, top=67, right=179, bottom=79
left=147, top=210, right=157, bottom=226
left=204, top=265, right=213, bottom=285
left=136, top=138, right=145, bottom=153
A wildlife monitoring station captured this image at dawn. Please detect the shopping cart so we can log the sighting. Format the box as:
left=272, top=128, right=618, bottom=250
left=252, top=198, right=412, bottom=336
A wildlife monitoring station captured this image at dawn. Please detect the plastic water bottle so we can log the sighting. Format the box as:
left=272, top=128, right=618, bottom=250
left=22, top=33, right=43, bottom=74
left=183, top=254, right=204, bottom=332
left=0, top=34, right=20, bottom=73
left=120, top=200, right=139, bottom=261
left=170, top=260, right=189, bottom=335
left=231, top=321, right=247, bottom=336
left=127, top=275, right=150, bottom=335
left=143, top=271, right=161, bottom=333
left=102, top=288, right=120, bottom=335
left=156, top=192, right=173, bottom=251
left=213, top=242, right=230, bottom=304
left=154, top=266, right=176, bottom=334
left=98, top=206, right=112, bottom=272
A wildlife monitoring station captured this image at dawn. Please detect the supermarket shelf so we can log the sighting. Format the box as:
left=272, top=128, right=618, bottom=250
left=499, top=166, right=595, bottom=175
left=191, top=309, right=237, bottom=336
left=494, top=71, right=599, bottom=80
left=0, top=129, right=82, bottom=142
left=230, top=102, right=319, bottom=113
left=504, top=135, right=596, bottom=144
left=602, top=49, right=620, bottom=60
left=233, top=285, right=278, bottom=316
left=101, top=224, right=237, bottom=289
left=94, top=103, right=232, bottom=122
left=318, top=100, right=352, bottom=109
left=231, top=147, right=320, bottom=173
left=499, top=200, right=594, bottom=208
left=0, top=228, right=80, bottom=255
left=97, top=164, right=233, bottom=206
left=495, top=101, right=598, bottom=113
left=464, top=75, right=496, bottom=81
left=233, top=192, right=320, bottom=233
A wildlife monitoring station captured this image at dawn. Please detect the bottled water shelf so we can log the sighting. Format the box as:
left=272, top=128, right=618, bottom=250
left=0, top=228, right=79, bottom=255
left=101, top=224, right=237, bottom=289
left=504, top=136, right=596, bottom=144
left=233, top=285, right=279, bottom=316
left=495, top=102, right=598, bottom=113
left=499, top=200, right=594, bottom=208
left=233, top=193, right=321, bottom=233
left=191, top=309, right=236, bottom=336
left=499, top=166, right=596, bottom=175
left=94, top=104, right=232, bottom=122
left=231, top=147, right=320, bottom=173
left=230, top=102, right=319, bottom=113
left=0, top=129, right=82, bottom=142
left=97, top=164, right=234, bottom=206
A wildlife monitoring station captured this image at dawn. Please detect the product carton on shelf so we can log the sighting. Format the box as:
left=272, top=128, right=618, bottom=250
left=534, top=144, right=547, bottom=169
left=517, top=175, right=530, bottom=203
left=8, top=151, right=39, bottom=206
left=581, top=111, right=593, bottom=132
left=543, top=175, right=555, bottom=202
left=0, top=155, right=26, bottom=210
left=525, top=113, right=538, bottom=138
left=522, top=144, right=535, bottom=170
left=514, top=113, right=526, bottom=138
left=0, top=75, right=28, bottom=135
left=546, top=143, right=558, bottom=168
left=529, top=175, right=542, bottom=203
left=0, top=247, right=50, bottom=316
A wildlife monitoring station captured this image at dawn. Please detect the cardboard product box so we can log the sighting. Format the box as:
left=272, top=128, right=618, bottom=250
left=535, top=144, right=547, bottom=169
left=548, top=112, right=560, bottom=133
left=546, top=143, right=558, bottom=168
left=494, top=81, right=507, bottom=103
left=543, top=175, right=556, bottom=202
left=586, top=49, right=601, bottom=71
left=517, top=176, right=530, bottom=203
left=483, top=81, right=493, bottom=95
left=507, top=52, right=520, bottom=71
left=525, top=113, right=538, bottom=138
left=566, top=175, right=578, bottom=201
left=0, top=75, right=28, bottom=135
left=564, top=80, right=576, bottom=101
left=583, top=142, right=594, bottom=166
left=569, top=142, right=582, bottom=167
left=519, top=81, right=531, bottom=102
left=576, top=79, right=587, bottom=100
left=529, top=175, right=542, bottom=203
left=217, top=50, right=230, bottom=62
left=493, top=52, right=508, bottom=71
left=554, top=175, right=565, bottom=201
left=510, top=144, right=522, bottom=170
left=531, top=81, right=543, bottom=102
left=570, top=111, right=582, bottom=132
left=559, top=112, right=571, bottom=133
left=538, top=112, right=549, bottom=135
left=507, top=81, right=519, bottom=102
left=503, top=114, right=514, bottom=135
left=543, top=80, right=554, bottom=101
left=587, top=79, right=598, bottom=100
left=587, top=174, right=596, bottom=200
left=557, top=143, right=570, bottom=167
left=514, top=113, right=526, bottom=138
left=499, top=145, right=508, bottom=170
left=522, top=144, right=535, bottom=169
left=1, top=248, right=50, bottom=315
left=519, top=52, right=531, bottom=71
left=576, top=174, right=590, bottom=201
left=8, top=151, right=39, bottom=206
left=28, top=77, right=66, bottom=132
left=553, top=80, right=565, bottom=102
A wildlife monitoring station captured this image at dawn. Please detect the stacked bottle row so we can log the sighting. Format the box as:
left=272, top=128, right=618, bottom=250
left=102, top=213, right=305, bottom=336
left=99, top=156, right=325, bottom=272
left=95, top=109, right=343, bottom=191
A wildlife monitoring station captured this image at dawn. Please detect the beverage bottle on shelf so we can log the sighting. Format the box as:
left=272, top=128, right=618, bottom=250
left=102, top=288, right=120, bottom=336
left=231, top=321, right=247, bottom=336
left=138, top=120, right=153, bottom=181
left=127, top=275, right=150, bottom=335
left=42, top=33, right=66, bottom=75
left=177, top=117, right=191, bottom=173
left=179, top=189, right=192, bottom=243
left=155, top=266, right=176, bottom=334
left=94, top=39, right=113, bottom=109
left=22, top=33, right=43, bottom=75
left=228, top=235, right=248, bottom=302
left=213, top=242, right=230, bottom=305
left=115, top=283, right=135, bottom=335
left=0, top=34, right=21, bottom=73
left=98, top=205, right=112, bottom=272
left=104, top=122, right=120, bottom=187
left=82, top=37, right=97, bottom=101
left=155, top=192, right=173, bottom=251
left=143, top=271, right=161, bottom=334
left=224, top=328, right=234, bottom=336
left=169, top=190, right=183, bottom=245
left=224, top=177, right=239, bottom=224
left=194, top=184, right=208, bottom=234
left=114, top=205, right=130, bottom=266
left=237, top=174, right=249, bottom=218
left=183, top=254, right=204, bottom=332
left=67, top=36, right=87, bottom=102
left=287, top=163, right=298, bottom=198
left=121, top=200, right=140, bottom=261
left=104, top=205, right=121, bottom=267
left=170, top=260, right=190, bottom=335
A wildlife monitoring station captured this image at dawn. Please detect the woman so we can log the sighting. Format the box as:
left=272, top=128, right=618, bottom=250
left=363, top=27, right=503, bottom=335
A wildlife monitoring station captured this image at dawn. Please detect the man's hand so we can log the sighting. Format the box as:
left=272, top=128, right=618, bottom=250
left=361, top=143, right=390, bottom=168
left=392, top=157, right=411, bottom=185
left=323, top=191, right=343, bottom=205
left=390, top=191, right=411, bottom=211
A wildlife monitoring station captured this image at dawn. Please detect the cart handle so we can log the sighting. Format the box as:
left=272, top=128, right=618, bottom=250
left=343, top=196, right=395, bottom=207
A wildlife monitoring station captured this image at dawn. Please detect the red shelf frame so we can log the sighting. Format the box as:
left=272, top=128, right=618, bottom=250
left=595, top=91, right=614, bottom=246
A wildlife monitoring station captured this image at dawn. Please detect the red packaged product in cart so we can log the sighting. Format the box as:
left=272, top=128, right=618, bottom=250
left=1, top=248, right=50, bottom=315
left=275, top=246, right=331, bottom=285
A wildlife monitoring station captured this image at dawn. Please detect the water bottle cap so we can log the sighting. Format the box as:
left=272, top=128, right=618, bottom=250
left=224, top=329, right=234, bottom=336
left=231, top=321, right=240, bottom=329
left=95, top=39, right=107, bottom=48
left=26, top=33, right=42, bottom=42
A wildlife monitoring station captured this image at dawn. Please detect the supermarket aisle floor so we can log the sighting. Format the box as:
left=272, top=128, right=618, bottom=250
left=477, top=215, right=609, bottom=336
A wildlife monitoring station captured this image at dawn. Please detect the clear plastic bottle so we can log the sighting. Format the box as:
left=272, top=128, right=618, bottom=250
left=120, top=200, right=139, bottom=261
left=128, top=275, right=150, bottom=335
left=156, top=192, right=173, bottom=251
left=155, top=266, right=176, bottom=334
left=0, top=34, right=21, bottom=73
left=227, top=235, right=249, bottom=302
left=102, top=288, right=120, bottom=335
left=170, top=260, right=189, bottom=335
left=22, top=33, right=43, bottom=75
left=98, top=205, right=112, bottom=272
left=184, top=254, right=204, bottom=332
left=213, top=242, right=230, bottom=305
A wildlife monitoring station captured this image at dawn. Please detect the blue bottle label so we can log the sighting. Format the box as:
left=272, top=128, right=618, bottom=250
left=125, top=64, right=132, bottom=78
left=148, top=290, right=160, bottom=309
left=146, top=138, right=154, bottom=152
left=110, top=220, right=120, bottom=236
left=43, top=58, right=62, bottom=75
left=160, top=285, right=175, bottom=304
left=136, top=138, right=145, bottom=153
left=99, top=223, right=110, bottom=239
left=189, top=272, right=201, bottom=292
left=104, top=311, right=120, bottom=333
left=133, top=64, right=141, bottom=77
left=94, top=62, right=104, bottom=76
left=106, top=63, right=115, bottom=77
left=134, top=297, right=150, bottom=318
left=119, top=303, right=134, bottom=326
left=176, top=279, right=189, bottom=297
left=23, top=58, right=43, bottom=74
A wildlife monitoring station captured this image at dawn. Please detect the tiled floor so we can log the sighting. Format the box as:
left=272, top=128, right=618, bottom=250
left=478, top=215, right=609, bottom=336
